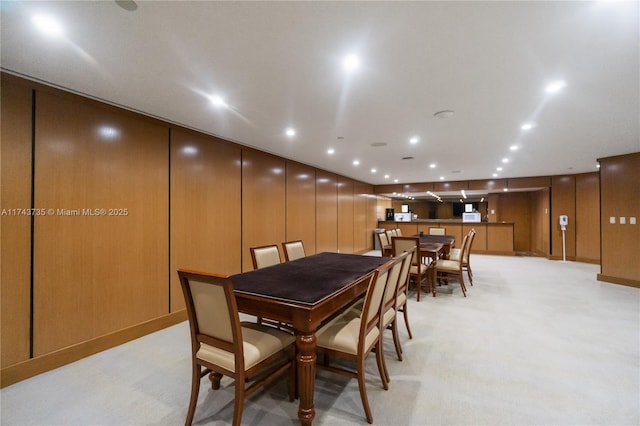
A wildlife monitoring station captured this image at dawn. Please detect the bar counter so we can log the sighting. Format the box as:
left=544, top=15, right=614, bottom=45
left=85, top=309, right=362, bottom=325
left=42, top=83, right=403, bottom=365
left=378, top=220, right=515, bottom=255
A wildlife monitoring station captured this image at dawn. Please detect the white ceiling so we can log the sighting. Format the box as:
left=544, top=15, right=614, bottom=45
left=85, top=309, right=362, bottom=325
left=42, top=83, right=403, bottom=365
left=2, top=1, right=638, bottom=189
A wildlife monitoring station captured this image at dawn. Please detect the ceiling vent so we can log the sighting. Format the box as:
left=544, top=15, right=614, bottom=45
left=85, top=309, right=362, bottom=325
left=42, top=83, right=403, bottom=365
left=401, top=156, right=414, bottom=160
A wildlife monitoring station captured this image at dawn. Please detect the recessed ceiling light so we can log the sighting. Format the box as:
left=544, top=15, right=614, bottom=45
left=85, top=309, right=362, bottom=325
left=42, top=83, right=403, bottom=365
left=371, top=168, right=377, bottom=173
left=343, top=54, right=360, bottom=72
left=502, top=158, right=509, bottom=163
left=434, top=110, right=455, bottom=119
left=545, top=80, right=567, bottom=93
left=327, top=148, right=335, bottom=155
left=429, top=163, right=436, bottom=168
left=115, top=0, right=138, bottom=11
left=521, top=123, right=534, bottom=131
left=439, top=176, right=445, bottom=180
left=596, top=163, right=601, bottom=168
left=503, top=188, right=509, bottom=192
left=409, top=137, right=419, bottom=144
left=209, top=95, right=227, bottom=108
left=384, top=174, right=390, bottom=179
left=394, top=179, right=399, bottom=183
left=352, top=159, right=360, bottom=166
left=493, top=173, right=498, bottom=177
left=285, top=128, right=296, bottom=137
left=497, top=167, right=503, bottom=171
left=509, top=145, right=519, bottom=151
left=32, top=15, right=64, bottom=37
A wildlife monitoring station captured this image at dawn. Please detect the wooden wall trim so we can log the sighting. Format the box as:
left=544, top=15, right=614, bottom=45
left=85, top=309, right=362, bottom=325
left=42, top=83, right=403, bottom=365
left=1, top=311, right=187, bottom=389
left=597, top=274, right=640, bottom=288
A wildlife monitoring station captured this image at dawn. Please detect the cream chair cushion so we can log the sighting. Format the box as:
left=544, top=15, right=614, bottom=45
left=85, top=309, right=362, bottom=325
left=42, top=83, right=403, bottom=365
left=196, top=323, right=295, bottom=372
left=433, top=259, right=460, bottom=272
left=253, top=247, right=281, bottom=268
left=409, top=263, right=429, bottom=275
left=284, top=241, right=305, bottom=261
left=316, top=314, right=379, bottom=356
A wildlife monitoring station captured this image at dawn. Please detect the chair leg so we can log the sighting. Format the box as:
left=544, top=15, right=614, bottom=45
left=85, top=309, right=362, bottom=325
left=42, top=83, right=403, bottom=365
left=401, top=303, right=413, bottom=339
left=459, top=272, right=467, bottom=297
left=467, top=264, right=473, bottom=285
left=232, top=372, right=245, bottom=426
left=209, top=372, right=222, bottom=390
left=288, top=349, right=296, bottom=402
left=186, top=364, right=201, bottom=426
left=391, top=320, right=403, bottom=361
left=376, top=339, right=390, bottom=389
left=415, top=275, right=421, bottom=302
left=358, top=355, right=375, bottom=424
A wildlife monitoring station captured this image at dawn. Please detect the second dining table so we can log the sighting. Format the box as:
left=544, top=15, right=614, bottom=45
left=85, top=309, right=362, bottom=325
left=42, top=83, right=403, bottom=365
left=230, top=252, right=389, bottom=426
left=416, top=234, right=455, bottom=259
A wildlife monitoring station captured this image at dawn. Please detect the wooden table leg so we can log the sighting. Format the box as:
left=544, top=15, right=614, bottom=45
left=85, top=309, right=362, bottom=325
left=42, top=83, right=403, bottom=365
left=296, top=332, right=316, bottom=426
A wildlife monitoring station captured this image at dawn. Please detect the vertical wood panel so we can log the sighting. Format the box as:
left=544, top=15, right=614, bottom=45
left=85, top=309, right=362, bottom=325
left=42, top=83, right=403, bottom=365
left=315, top=172, right=337, bottom=253
left=170, top=129, right=241, bottom=310
left=575, top=173, right=600, bottom=262
left=531, top=189, right=550, bottom=256
left=600, top=153, right=640, bottom=282
left=353, top=181, right=370, bottom=253
left=551, top=176, right=576, bottom=258
left=33, top=91, right=169, bottom=356
left=338, top=177, right=354, bottom=253
left=241, top=150, right=286, bottom=271
left=1, top=76, right=33, bottom=367
left=463, top=224, right=486, bottom=252
left=496, top=192, right=533, bottom=253
left=285, top=162, right=316, bottom=255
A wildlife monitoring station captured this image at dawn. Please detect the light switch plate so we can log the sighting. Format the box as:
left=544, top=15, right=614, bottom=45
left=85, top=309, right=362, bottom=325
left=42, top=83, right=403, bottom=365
left=631, top=217, right=637, bottom=225
left=610, top=216, right=616, bottom=224
left=620, top=217, right=626, bottom=224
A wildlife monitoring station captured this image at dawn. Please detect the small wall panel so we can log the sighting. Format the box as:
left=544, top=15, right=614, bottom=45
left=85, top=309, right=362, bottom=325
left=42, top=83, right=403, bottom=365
left=285, top=162, right=316, bottom=255
left=496, top=192, right=533, bottom=253
left=575, top=173, right=600, bottom=262
left=315, top=171, right=338, bottom=253
left=170, top=129, right=242, bottom=311
left=241, top=150, right=286, bottom=271
left=338, top=177, right=355, bottom=253
left=33, top=91, right=169, bottom=356
left=531, top=189, right=550, bottom=256
left=551, top=175, right=576, bottom=258
left=353, top=181, right=370, bottom=253
left=487, top=224, right=515, bottom=253
left=1, top=76, right=33, bottom=367
left=599, top=153, right=640, bottom=283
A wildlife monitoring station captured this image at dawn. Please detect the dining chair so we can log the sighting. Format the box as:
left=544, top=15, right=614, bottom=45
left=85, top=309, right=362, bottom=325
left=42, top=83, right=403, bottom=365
left=250, top=244, right=282, bottom=269
left=390, top=247, right=415, bottom=356
left=450, top=229, right=476, bottom=285
left=315, top=258, right=395, bottom=424
left=429, top=227, right=446, bottom=235
left=395, top=228, right=403, bottom=236
left=433, top=232, right=470, bottom=297
left=379, top=251, right=411, bottom=372
left=177, top=269, right=296, bottom=426
left=249, top=244, right=288, bottom=330
left=377, top=231, right=392, bottom=257
left=392, top=236, right=430, bottom=301
left=282, top=240, right=306, bottom=261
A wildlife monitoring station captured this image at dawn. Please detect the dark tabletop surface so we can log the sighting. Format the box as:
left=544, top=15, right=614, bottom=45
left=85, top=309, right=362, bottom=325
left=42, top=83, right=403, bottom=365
left=231, top=252, right=389, bottom=306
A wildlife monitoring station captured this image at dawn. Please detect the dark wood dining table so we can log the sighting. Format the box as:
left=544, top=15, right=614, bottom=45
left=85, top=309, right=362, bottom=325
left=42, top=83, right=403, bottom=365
left=416, top=234, right=455, bottom=259
left=230, top=252, right=389, bottom=426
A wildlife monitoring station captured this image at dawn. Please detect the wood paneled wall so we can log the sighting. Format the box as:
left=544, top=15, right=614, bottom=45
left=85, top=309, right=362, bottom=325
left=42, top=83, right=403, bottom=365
left=315, top=171, right=338, bottom=252
left=32, top=90, right=170, bottom=356
left=575, top=173, right=600, bottom=263
left=531, top=189, right=551, bottom=257
left=598, top=153, right=640, bottom=286
left=170, top=128, right=242, bottom=310
left=241, top=150, right=287, bottom=271
left=338, top=177, right=355, bottom=253
left=0, top=74, right=378, bottom=385
left=286, top=162, right=317, bottom=254
left=1, top=76, right=33, bottom=367
left=551, top=175, right=577, bottom=259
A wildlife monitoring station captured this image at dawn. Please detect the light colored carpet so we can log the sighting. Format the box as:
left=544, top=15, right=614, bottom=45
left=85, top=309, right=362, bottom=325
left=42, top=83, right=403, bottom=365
left=2, top=255, right=639, bottom=425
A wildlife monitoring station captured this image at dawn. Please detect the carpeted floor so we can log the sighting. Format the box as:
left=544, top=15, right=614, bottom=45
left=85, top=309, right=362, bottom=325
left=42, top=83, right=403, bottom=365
left=2, top=255, right=639, bottom=425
